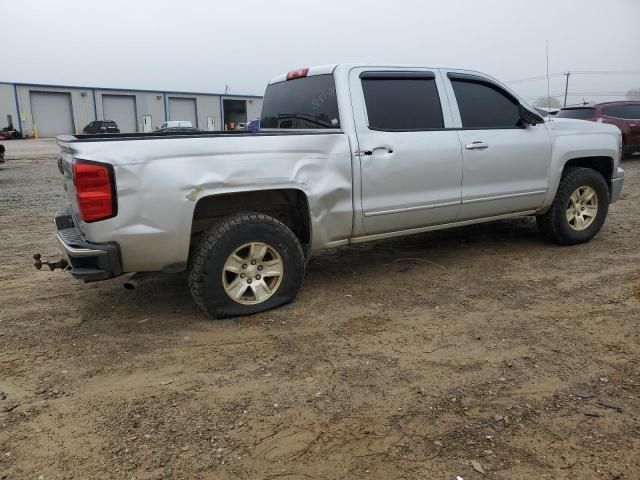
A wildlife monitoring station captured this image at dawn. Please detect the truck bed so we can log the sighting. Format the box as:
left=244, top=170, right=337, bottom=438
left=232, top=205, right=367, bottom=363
left=60, top=130, right=341, bottom=143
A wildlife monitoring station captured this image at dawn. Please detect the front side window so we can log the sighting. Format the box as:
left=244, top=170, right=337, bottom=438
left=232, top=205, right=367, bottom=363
left=261, top=74, right=340, bottom=129
left=451, top=78, right=522, bottom=128
left=602, top=104, right=640, bottom=119
left=360, top=73, right=444, bottom=130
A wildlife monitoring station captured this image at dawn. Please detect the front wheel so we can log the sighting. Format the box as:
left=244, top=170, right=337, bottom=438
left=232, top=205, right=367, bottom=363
left=188, top=213, right=305, bottom=318
left=536, top=167, right=610, bottom=245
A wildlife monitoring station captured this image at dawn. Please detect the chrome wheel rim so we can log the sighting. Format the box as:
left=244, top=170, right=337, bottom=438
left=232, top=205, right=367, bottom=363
left=222, top=242, right=284, bottom=305
left=566, top=186, right=598, bottom=231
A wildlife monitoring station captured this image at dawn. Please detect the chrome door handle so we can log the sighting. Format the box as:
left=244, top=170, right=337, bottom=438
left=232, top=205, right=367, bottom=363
left=465, top=141, right=489, bottom=150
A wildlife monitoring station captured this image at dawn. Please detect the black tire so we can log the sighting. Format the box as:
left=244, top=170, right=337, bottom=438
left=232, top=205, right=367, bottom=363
left=536, top=167, right=610, bottom=245
left=188, top=213, right=305, bottom=318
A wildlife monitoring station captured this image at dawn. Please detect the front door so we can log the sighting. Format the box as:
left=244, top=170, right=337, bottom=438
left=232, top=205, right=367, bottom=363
left=444, top=72, right=552, bottom=219
left=349, top=68, right=463, bottom=235
left=142, top=115, right=152, bottom=133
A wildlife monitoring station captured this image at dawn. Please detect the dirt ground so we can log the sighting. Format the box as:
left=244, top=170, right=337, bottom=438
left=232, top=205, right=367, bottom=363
left=1, top=139, right=639, bottom=480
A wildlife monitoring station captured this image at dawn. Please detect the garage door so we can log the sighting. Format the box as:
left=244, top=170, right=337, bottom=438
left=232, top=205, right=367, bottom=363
left=102, top=94, right=137, bottom=133
left=168, top=97, right=197, bottom=127
left=30, top=91, right=75, bottom=137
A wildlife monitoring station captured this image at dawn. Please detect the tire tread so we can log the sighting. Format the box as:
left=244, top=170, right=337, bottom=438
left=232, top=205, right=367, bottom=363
left=188, top=212, right=304, bottom=317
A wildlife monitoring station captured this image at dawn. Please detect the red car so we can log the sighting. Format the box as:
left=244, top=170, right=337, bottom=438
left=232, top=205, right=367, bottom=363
left=556, top=101, right=640, bottom=158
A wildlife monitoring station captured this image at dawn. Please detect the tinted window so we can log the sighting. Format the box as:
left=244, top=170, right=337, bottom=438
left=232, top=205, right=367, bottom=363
left=602, top=104, right=640, bottom=119
left=261, top=74, right=339, bottom=129
left=361, top=74, right=444, bottom=130
left=556, top=108, right=595, bottom=120
left=451, top=79, right=522, bottom=128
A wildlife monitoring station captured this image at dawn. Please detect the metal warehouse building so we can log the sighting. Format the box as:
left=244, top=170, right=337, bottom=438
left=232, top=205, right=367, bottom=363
left=0, top=81, right=263, bottom=137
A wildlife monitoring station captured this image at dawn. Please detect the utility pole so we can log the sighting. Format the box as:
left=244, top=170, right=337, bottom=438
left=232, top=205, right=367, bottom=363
left=563, top=72, right=571, bottom=107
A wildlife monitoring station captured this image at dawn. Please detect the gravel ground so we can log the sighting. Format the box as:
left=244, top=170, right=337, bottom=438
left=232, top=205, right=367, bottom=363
left=1, top=139, right=639, bottom=480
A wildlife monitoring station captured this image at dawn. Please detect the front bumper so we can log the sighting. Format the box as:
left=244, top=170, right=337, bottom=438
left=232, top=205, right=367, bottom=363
left=623, top=145, right=640, bottom=158
left=610, top=167, right=624, bottom=203
left=55, top=210, right=122, bottom=281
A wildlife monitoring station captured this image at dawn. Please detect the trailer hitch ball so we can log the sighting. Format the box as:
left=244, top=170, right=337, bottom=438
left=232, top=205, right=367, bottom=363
left=33, top=253, right=68, bottom=271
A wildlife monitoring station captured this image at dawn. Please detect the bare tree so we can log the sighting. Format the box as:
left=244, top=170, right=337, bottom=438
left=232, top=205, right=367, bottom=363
left=534, top=96, right=561, bottom=108
left=626, top=88, right=640, bottom=100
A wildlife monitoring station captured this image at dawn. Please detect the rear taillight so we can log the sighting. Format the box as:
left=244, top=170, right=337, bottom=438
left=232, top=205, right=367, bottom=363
left=286, top=68, right=309, bottom=81
left=73, top=160, right=116, bottom=222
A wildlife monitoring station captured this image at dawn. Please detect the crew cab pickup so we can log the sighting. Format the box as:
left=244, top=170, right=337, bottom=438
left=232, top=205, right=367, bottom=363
left=52, top=64, right=624, bottom=317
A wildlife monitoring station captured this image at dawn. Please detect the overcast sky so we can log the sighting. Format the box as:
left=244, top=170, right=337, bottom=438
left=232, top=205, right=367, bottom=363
left=4, top=0, right=640, bottom=104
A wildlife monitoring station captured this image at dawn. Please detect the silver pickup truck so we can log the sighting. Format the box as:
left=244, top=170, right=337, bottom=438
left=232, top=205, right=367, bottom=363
left=51, top=64, right=624, bottom=317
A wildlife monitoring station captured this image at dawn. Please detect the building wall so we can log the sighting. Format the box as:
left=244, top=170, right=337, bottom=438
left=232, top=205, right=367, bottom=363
left=0, top=82, right=262, bottom=137
left=192, top=94, right=221, bottom=130
left=0, top=83, right=19, bottom=130
left=247, top=98, right=263, bottom=121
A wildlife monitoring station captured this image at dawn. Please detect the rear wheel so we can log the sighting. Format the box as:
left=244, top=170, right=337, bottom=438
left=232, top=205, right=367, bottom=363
left=188, top=213, right=305, bottom=318
left=536, top=167, right=609, bottom=245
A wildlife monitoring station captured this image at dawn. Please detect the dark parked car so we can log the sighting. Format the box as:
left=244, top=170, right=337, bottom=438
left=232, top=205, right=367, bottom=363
left=83, top=120, right=120, bottom=134
left=556, top=101, right=640, bottom=158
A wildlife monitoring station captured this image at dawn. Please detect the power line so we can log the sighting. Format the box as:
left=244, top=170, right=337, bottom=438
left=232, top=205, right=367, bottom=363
left=506, top=74, right=562, bottom=84
left=525, top=92, right=631, bottom=100
left=564, top=70, right=640, bottom=75
left=506, top=70, right=640, bottom=84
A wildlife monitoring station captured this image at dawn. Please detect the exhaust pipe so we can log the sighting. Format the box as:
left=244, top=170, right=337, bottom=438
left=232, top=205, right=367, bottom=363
left=123, top=272, right=155, bottom=290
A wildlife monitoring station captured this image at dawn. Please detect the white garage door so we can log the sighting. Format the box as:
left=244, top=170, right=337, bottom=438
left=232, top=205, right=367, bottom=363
left=103, top=94, right=137, bottom=133
left=168, top=97, right=197, bottom=127
left=30, top=91, right=75, bottom=137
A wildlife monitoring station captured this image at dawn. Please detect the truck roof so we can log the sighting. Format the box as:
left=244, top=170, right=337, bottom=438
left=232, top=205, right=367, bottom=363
left=268, top=64, right=495, bottom=85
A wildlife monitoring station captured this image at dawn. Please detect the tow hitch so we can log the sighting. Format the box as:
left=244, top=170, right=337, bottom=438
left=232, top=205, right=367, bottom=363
left=33, top=253, right=68, bottom=272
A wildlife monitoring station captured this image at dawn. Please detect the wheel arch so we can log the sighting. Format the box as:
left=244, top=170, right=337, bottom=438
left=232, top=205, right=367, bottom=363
left=541, top=154, right=616, bottom=213
left=190, top=188, right=312, bottom=254
left=562, top=156, right=613, bottom=187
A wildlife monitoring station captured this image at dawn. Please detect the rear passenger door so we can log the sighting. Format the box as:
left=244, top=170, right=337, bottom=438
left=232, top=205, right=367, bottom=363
left=349, top=68, right=463, bottom=235
left=443, top=72, right=552, bottom=220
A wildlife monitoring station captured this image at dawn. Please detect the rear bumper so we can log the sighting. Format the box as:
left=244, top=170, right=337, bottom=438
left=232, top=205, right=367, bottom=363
left=610, top=167, right=624, bottom=203
left=55, top=210, right=122, bottom=281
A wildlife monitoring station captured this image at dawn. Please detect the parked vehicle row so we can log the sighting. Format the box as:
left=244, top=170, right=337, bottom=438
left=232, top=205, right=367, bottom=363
left=556, top=101, right=640, bottom=158
left=49, top=64, right=624, bottom=318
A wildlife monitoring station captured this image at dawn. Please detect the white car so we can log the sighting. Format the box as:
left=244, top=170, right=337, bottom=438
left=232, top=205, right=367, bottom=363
left=158, top=120, right=193, bottom=129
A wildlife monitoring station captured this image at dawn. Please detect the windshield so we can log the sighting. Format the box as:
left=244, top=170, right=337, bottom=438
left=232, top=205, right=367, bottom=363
left=556, top=108, right=595, bottom=120
left=261, top=74, right=340, bottom=129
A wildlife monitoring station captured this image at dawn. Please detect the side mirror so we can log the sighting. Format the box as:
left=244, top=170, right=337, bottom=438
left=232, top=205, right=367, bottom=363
left=519, top=105, right=545, bottom=126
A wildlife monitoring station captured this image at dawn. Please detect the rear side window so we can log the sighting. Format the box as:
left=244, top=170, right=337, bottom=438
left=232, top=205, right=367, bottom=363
left=451, top=78, right=522, bottom=128
left=602, top=104, right=640, bottom=119
left=556, top=108, right=595, bottom=120
left=360, top=73, right=444, bottom=130
left=261, top=74, right=340, bottom=129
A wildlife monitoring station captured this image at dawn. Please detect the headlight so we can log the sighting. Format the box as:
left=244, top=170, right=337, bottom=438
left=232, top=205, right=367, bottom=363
left=617, top=131, right=623, bottom=155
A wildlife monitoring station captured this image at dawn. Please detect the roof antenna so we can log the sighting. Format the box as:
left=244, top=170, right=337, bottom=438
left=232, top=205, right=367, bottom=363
left=546, top=40, right=551, bottom=111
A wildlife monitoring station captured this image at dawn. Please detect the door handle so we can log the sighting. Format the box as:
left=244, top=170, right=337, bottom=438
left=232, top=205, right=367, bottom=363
left=356, top=147, right=394, bottom=156
left=465, top=141, right=489, bottom=150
